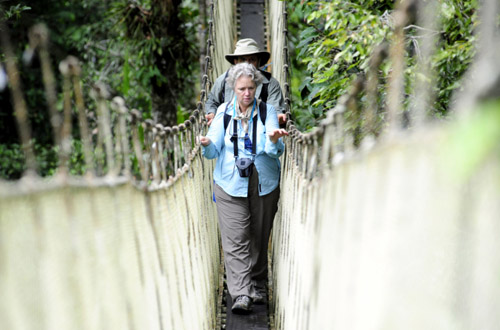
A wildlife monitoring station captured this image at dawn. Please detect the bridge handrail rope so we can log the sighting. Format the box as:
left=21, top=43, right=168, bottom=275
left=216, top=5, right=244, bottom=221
left=271, top=0, right=500, bottom=329
left=0, top=2, right=227, bottom=330
left=0, top=1, right=224, bottom=190
left=278, top=1, right=414, bottom=180
left=277, top=0, right=500, bottom=178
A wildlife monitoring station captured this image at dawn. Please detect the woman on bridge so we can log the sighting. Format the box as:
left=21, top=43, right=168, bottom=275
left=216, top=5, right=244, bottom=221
left=200, top=62, right=288, bottom=314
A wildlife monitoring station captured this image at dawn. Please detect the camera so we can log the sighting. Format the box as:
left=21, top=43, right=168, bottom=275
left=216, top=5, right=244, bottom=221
left=235, top=158, right=254, bottom=177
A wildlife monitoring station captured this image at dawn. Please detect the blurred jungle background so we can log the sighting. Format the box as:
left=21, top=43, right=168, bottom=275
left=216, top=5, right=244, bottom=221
left=0, top=0, right=479, bottom=178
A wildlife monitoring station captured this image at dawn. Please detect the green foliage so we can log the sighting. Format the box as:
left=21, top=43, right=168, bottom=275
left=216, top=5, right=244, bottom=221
left=288, top=0, right=393, bottom=131
left=177, top=104, right=191, bottom=124
left=0, top=0, right=203, bottom=179
left=98, top=0, right=200, bottom=125
left=2, top=0, right=201, bottom=110
left=0, top=142, right=58, bottom=179
left=0, top=144, right=25, bottom=179
left=68, top=140, right=86, bottom=176
left=446, top=101, right=500, bottom=180
left=288, top=0, right=478, bottom=131
left=3, top=4, right=31, bottom=20
left=69, top=1, right=154, bottom=115
left=0, top=139, right=121, bottom=179
left=432, top=0, right=478, bottom=116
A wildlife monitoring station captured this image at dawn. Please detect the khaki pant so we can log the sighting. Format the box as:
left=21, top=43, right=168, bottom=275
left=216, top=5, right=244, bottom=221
left=214, top=166, right=280, bottom=300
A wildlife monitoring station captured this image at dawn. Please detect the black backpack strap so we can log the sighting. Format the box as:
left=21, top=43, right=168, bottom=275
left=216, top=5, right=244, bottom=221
left=252, top=115, right=257, bottom=155
left=223, top=102, right=238, bottom=157
left=223, top=103, right=231, bottom=133
left=258, top=101, right=266, bottom=126
left=225, top=101, right=239, bottom=158
left=260, top=83, right=269, bottom=103
left=232, top=118, right=238, bottom=158
left=220, top=70, right=230, bottom=103
left=258, top=70, right=272, bottom=103
left=224, top=102, right=238, bottom=157
left=260, top=69, right=272, bottom=80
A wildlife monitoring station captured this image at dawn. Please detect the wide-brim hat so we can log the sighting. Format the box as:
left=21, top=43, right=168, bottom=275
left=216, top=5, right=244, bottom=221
left=225, top=38, right=270, bottom=65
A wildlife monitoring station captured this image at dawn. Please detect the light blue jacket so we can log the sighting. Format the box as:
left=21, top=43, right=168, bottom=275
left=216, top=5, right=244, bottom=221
left=202, top=100, right=284, bottom=197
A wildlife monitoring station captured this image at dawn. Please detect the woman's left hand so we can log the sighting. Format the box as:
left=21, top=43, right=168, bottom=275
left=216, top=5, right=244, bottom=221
left=268, top=129, right=289, bottom=143
left=199, top=135, right=212, bottom=146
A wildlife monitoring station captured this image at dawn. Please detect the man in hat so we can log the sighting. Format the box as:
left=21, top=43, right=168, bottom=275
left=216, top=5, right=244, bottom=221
left=205, top=38, right=286, bottom=126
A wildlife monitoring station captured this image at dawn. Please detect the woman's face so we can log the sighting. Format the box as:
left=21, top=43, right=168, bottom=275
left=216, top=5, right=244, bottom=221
left=234, top=75, right=256, bottom=110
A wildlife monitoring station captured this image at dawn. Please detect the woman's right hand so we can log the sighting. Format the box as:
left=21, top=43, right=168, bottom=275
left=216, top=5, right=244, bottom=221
left=200, top=136, right=211, bottom=147
left=205, top=113, right=215, bottom=126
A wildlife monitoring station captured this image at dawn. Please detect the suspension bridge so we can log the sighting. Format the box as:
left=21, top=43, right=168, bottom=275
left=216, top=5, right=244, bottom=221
left=1, top=1, right=500, bottom=329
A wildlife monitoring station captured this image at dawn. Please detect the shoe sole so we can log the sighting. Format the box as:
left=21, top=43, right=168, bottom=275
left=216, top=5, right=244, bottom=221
left=232, top=307, right=252, bottom=315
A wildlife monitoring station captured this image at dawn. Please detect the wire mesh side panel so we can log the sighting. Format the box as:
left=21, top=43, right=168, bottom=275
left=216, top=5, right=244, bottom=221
left=269, top=0, right=500, bottom=329
left=0, top=150, right=219, bottom=330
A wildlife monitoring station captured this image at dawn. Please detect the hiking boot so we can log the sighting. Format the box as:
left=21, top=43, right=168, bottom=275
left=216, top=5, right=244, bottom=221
left=232, top=295, right=253, bottom=314
left=252, top=290, right=266, bottom=304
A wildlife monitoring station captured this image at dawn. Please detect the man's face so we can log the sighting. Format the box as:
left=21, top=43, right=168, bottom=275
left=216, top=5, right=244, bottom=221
left=234, top=55, right=259, bottom=68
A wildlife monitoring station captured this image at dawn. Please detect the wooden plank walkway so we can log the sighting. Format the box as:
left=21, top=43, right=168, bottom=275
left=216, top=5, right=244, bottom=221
left=238, top=0, right=267, bottom=50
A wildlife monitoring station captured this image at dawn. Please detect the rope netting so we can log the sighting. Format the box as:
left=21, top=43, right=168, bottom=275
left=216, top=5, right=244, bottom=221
left=0, top=1, right=241, bottom=329
left=0, top=163, right=219, bottom=329
left=268, top=0, right=500, bottom=329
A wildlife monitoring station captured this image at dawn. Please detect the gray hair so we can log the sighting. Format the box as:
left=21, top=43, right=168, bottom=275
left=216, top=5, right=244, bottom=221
left=225, top=62, right=264, bottom=89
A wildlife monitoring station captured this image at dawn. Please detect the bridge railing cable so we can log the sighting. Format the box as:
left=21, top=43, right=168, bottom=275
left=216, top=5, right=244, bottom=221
left=278, top=1, right=420, bottom=179
left=0, top=0, right=235, bottom=186
left=275, top=0, right=500, bottom=180
left=0, top=2, right=226, bottom=329
left=270, top=0, right=500, bottom=329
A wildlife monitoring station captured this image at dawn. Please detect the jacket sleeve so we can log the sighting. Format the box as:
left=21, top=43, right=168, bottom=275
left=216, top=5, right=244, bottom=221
left=202, top=104, right=227, bottom=159
left=266, top=77, right=285, bottom=114
left=264, top=104, right=285, bottom=158
left=205, top=73, right=226, bottom=115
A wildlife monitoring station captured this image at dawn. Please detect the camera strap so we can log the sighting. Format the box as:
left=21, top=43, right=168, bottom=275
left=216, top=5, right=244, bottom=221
left=231, top=113, right=258, bottom=159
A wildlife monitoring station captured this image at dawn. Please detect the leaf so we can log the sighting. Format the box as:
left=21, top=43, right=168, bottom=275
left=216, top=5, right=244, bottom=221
left=121, top=50, right=130, bottom=96
left=445, top=101, right=500, bottom=180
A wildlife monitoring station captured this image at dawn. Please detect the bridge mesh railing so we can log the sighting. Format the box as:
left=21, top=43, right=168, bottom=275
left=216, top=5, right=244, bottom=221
left=0, top=163, right=219, bottom=329
left=0, top=0, right=242, bottom=329
left=268, top=0, right=500, bottom=329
